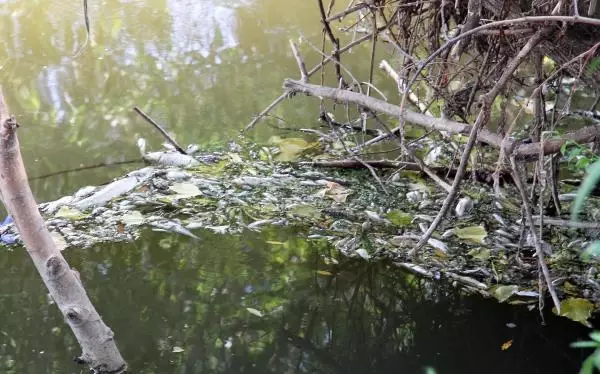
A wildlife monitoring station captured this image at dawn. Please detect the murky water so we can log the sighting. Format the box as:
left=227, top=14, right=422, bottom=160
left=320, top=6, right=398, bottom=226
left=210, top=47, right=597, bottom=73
left=0, top=1, right=596, bottom=373
left=0, top=0, right=329, bottom=202
left=0, top=228, right=592, bottom=373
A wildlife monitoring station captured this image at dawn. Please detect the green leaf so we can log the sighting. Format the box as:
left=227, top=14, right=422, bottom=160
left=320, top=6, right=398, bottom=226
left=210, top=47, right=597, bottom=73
left=580, top=355, right=597, bottom=374
left=55, top=206, right=87, bottom=221
left=274, top=138, right=317, bottom=161
left=468, top=247, right=491, bottom=261
left=572, top=160, right=600, bottom=221
left=553, top=298, right=594, bottom=327
left=590, top=331, right=600, bottom=343
left=169, top=183, right=202, bottom=198
left=455, top=225, right=487, bottom=244
left=316, top=270, right=333, bottom=276
left=246, top=307, right=263, bottom=317
left=386, top=210, right=413, bottom=226
left=586, top=56, right=600, bottom=76
left=490, top=285, right=518, bottom=303
left=122, top=211, right=145, bottom=225
left=571, top=341, right=599, bottom=348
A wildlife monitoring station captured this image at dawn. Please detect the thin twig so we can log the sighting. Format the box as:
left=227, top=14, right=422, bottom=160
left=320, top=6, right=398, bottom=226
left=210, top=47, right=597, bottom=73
left=243, top=26, right=387, bottom=132
left=318, top=0, right=344, bottom=85
left=510, top=156, right=561, bottom=313
left=133, top=107, right=187, bottom=155
left=352, top=156, right=389, bottom=194
left=244, top=94, right=288, bottom=132
left=408, top=28, right=553, bottom=256
left=289, top=40, right=309, bottom=82
left=73, top=0, right=90, bottom=57
left=29, top=159, right=140, bottom=181
left=325, top=3, right=368, bottom=22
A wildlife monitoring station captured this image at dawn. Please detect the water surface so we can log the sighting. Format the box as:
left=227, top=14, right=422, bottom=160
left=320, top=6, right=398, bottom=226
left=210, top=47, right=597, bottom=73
left=0, top=1, right=595, bottom=373
left=0, top=228, right=592, bottom=373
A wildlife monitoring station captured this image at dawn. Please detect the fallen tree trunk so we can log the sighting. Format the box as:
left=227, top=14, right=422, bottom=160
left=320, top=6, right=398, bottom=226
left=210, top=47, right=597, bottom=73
left=283, top=79, right=600, bottom=160
left=0, top=87, right=126, bottom=373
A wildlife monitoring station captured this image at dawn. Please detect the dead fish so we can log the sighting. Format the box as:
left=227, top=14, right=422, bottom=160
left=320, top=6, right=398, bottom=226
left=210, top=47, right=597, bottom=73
left=233, top=176, right=279, bottom=187
left=406, top=191, right=423, bottom=203
left=365, top=210, right=386, bottom=223
left=73, top=186, right=97, bottom=199
left=492, top=213, right=506, bottom=226
left=73, top=167, right=154, bottom=211
left=149, top=220, right=200, bottom=240
left=441, top=229, right=455, bottom=238
left=427, top=238, right=449, bottom=253
left=247, top=219, right=275, bottom=229
left=41, top=196, right=74, bottom=215
left=143, top=152, right=200, bottom=168
left=455, top=197, right=473, bottom=217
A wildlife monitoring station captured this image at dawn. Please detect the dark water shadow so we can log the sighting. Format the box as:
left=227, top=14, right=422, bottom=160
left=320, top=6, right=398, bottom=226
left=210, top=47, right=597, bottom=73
left=0, top=227, right=593, bottom=373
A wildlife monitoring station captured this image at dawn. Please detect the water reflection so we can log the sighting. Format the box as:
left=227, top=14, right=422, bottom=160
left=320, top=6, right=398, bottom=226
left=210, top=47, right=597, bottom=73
left=0, top=0, right=321, bottom=202
left=0, top=228, right=591, bottom=373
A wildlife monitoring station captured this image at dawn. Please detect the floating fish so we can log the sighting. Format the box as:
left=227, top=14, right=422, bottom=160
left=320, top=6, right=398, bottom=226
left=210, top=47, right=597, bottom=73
left=143, top=152, right=199, bottom=168
left=73, top=167, right=154, bottom=211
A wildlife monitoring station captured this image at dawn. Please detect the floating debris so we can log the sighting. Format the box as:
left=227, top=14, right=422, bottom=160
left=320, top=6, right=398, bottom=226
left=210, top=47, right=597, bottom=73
left=455, top=196, right=474, bottom=217
left=143, top=152, right=200, bottom=168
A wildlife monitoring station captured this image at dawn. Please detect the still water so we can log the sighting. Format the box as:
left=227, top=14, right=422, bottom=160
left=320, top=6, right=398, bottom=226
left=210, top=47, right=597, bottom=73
left=1, top=0, right=330, bottom=202
left=0, top=0, right=595, bottom=373
left=0, top=228, right=592, bottom=373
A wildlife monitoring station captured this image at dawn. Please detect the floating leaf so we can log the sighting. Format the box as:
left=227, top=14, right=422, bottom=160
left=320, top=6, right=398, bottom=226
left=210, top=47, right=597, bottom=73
left=386, top=210, right=413, bottom=226
left=55, top=206, right=87, bottom=221
left=490, top=285, right=518, bottom=303
left=501, top=340, right=513, bottom=350
left=288, top=203, right=320, bottom=219
left=455, top=225, right=487, bottom=244
left=246, top=307, right=264, bottom=317
left=468, top=247, right=491, bottom=261
left=316, top=270, right=333, bottom=276
left=316, top=181, right=351, bottom=203
left=355, top=248, right=371, bottom=260
left=169, top=183, right=202, bottom=198
left=275, top=138, right=317, bottom=161
left=228, top=153, right=243, bottom=163
left=553, top=298, right=593, bottom=327
left=121, top=211, right=145, bottom=225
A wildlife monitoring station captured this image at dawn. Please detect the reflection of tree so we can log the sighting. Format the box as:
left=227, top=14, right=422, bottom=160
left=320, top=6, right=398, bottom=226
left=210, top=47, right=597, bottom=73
left=0, top=226, right=591, bottom=372
left=0, top=0, right=330, bottom=203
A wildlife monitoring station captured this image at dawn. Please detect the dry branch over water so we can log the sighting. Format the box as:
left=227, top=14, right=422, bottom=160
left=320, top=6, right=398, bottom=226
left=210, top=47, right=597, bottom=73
left=246, top=0, right=600, bottom=315
left=0, top=88, right=126, bottom=373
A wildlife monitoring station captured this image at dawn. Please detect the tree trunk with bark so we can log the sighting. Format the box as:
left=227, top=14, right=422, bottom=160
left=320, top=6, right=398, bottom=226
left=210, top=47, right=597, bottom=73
left=0, top=87, right=126, bottom=374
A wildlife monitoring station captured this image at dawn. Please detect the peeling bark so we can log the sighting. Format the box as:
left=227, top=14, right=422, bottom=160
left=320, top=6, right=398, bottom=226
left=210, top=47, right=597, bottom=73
left=0, top=87, right=126, bottom=374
